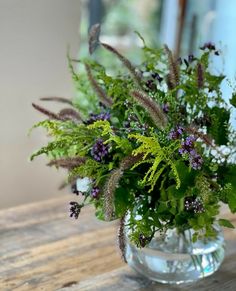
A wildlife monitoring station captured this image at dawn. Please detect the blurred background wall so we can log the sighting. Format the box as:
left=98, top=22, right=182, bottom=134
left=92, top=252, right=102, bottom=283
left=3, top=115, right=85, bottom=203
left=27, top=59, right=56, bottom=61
left=0, top=0, right=235, bottom=209
left=0, top=0, right=81, bottom=208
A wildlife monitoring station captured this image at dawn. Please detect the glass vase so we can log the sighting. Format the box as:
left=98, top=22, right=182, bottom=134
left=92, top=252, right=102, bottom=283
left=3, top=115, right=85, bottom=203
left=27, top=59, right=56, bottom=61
left=125, top=225, right=225, bottom=284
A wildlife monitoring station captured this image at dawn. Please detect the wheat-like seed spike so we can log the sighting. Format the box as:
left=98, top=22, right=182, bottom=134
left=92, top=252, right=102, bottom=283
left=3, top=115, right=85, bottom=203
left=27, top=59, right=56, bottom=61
left=40, top=97, right=73, bottom=105
left=197, top=63, right=204, bottom=88
left=117, top=215, right=127, bottom=263
left=103, top=154, right=143, bottom=221
left=58, top=108, right=82, bottom=122
left=164, top=44, right=179, bottom=89
left=104, top=168, right=123, bottom=221
left=84, top=63, right=113, bottom=108
left=120, top=153, right=143, bottom=170
left=101, top=42, right=143, bottom=88
left=88, top=23, right=101, bottom=55
left=32, top=103, right=61, bottom=120
left=47, top=156, right=86, bottom=169
left=130, top=90, right=167, bottom=129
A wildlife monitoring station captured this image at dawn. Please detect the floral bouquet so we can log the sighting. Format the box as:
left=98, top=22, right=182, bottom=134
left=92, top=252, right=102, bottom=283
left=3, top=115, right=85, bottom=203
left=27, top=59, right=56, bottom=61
left=31, top=25, right=236, bottom=282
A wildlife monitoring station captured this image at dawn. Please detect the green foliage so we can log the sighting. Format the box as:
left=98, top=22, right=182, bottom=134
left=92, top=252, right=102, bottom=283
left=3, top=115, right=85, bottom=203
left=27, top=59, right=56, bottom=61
left=207, top=106, right=230, bottom=145
left=129, top=133, right=180, bottom=191
left=218, top=219, right=235, bottom=229
left=88, top=120, right=133, bottom=154
left=230, top=92, right=236, bottom=107
left=31, top=36, right=236, bottom=248
left=68, top=158, right=109, bottom=184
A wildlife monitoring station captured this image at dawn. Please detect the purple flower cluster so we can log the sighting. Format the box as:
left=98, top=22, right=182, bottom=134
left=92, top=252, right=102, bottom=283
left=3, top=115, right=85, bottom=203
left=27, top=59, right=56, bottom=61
left=139, top=233, right=151, bottom=248
left=91, top=139, right=109, bottom=162
left=185, top=197, right=205, bottom=214
left=189, top=150, right=203, bottom=170
left=179, top=136, right=196, bottom=155
left=69, top=201, right=82, bottom=219
left=85, top=112, right=110, bottom=125
left=91, top=186, right=100, bottom=199
left=169, top=125, right=184, bottom=140
left=179, top=136, right=203, bottom=170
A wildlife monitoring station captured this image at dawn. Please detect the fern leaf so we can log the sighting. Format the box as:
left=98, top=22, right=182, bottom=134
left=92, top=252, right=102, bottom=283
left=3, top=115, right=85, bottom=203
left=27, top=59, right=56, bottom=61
left=149, top=165, right=166, bottom=192
left=87, top=120, right=112, bottom=135
left=169, top=163, right=181, bottom=189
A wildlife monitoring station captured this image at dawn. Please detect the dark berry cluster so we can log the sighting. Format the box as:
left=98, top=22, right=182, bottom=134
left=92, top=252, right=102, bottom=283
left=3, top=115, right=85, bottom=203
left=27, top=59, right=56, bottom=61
left=143, top=71, right=163, bottom=91
left=181, top=54, right=196, bottom=67
left=91, top=138, right=109, bottom=162
left=71, top=183, right=84, bottom=195
left=69, top=201, right=83, bottom=219
left=85, top=112, right=110, bottom=125
left=138, top=233, right=152, bottom=248
left=185, top=197, right=205, bottom=214
left=200, top=42, right=219, bottom=55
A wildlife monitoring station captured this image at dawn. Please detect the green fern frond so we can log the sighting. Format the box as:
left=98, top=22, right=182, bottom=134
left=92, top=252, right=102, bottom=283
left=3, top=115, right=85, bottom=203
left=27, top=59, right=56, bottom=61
left=129, top=133, right=180, bottom=190
left=149, top=165, right=166, bottom=192
left=169, top=163, right=181, bottom=189
left=30, top=138, right=74, bottom=161
left=88, top=120, right=132, bottom=154
left=68, top=158, right=109, bottom=183
left=131, top=158, right=153, bottom=170
left=29, top=120, right=65, bottom=136
left=87, top=120, right=113, bottom=136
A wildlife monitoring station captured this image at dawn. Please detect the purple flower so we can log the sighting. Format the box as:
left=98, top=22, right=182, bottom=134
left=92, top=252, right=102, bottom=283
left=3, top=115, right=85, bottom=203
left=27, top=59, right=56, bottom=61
left=91, top=139, right=109, bottom=162
left=179, top=135, right=196, bottom=154
left=85, top=112, right=110, bottom=124
left=189, top=152, right=203, bottom=170
left=91, top=187, right=100, bottom=199
left=169, top=125, right=184, bottom=140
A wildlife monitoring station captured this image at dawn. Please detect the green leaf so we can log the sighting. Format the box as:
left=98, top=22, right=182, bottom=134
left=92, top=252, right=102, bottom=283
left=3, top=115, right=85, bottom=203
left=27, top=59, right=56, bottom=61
left=218, top=219, right=235, bottom=228
left=207, top=106, right=230, bottom=145
left=230, top=92, right=236, bottom=107
left=114, top=187, right=130, bottom=216
left=228, top=192, right=236, bottom=213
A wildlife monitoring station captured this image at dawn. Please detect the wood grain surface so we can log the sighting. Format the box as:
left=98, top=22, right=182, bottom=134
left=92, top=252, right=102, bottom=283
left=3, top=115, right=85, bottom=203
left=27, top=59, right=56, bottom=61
left=0, top=196, right=235, bottom=291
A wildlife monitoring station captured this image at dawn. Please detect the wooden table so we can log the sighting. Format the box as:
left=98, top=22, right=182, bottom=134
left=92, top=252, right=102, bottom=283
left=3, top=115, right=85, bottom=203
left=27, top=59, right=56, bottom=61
left=0, top=196, right=236, bottom=291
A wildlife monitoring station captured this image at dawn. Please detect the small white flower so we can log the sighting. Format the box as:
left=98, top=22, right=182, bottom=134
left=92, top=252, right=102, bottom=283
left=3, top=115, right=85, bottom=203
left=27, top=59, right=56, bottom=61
left=76, top=177, right=92, bottom=192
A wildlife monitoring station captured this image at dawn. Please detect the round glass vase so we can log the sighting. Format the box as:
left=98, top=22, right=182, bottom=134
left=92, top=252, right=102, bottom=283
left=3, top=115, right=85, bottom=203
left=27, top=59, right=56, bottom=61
left=125, top=225, right=225, bottom=284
